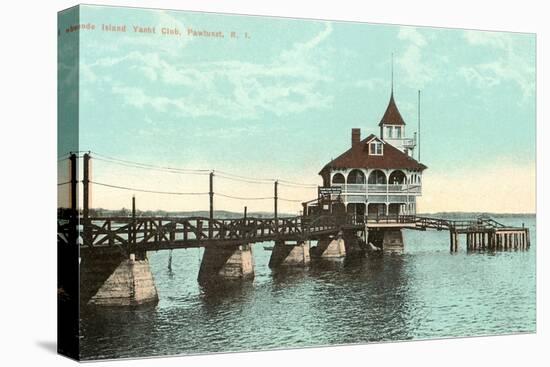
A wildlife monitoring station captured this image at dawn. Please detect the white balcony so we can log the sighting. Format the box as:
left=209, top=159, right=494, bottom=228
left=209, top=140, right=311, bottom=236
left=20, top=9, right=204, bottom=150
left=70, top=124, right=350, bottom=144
left=332, top=183, right=421, bottom=195
left=385, top=136, right=416, bottom=152
left=402, top=137, right=416, bottom=149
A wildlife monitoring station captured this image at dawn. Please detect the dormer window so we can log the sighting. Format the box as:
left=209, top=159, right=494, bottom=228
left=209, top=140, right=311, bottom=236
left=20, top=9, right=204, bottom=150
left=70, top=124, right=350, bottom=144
left=395, top=126, right=402, bottom=138
left=369, top=141, right=383, bottom=155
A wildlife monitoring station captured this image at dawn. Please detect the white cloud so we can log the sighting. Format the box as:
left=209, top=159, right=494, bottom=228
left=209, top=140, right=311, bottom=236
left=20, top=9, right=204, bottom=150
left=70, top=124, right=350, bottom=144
left=84, top=22, right=335, bottom=120
left=351, top=77, right=386, bottom=90
left=398, top=27, right=427, bottom=47
left=395, top=26, right=436, bottom=88
left=460, top=30, right=535, bottom=100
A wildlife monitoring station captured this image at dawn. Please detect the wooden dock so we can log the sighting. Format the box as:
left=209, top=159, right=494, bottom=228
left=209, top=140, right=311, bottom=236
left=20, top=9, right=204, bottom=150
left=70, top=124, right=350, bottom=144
left=448, top=217, right=530, bottom=252
left=58, top=212, right=530, bottom=255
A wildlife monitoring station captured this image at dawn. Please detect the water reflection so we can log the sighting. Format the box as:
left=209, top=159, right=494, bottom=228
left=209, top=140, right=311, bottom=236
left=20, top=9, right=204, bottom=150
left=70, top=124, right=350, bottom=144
left=198, top=280, right=255, bottom=309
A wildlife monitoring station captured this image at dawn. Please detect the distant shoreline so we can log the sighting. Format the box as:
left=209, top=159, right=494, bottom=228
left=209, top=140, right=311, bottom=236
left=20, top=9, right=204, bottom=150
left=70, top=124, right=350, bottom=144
left=74, top=208, right=535, bottom=218
left=419, top=212, right=536, bottom=217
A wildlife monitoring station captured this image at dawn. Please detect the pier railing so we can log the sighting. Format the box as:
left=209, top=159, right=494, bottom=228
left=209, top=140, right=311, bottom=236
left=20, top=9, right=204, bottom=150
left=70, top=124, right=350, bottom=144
left=60, top=212, right=518, bottom=252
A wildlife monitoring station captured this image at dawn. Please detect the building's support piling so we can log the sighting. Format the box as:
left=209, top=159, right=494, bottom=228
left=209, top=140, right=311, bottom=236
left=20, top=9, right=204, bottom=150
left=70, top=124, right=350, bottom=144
left=381, top=229, right=404, bottom=254
left=269, top=240, right=310, bottom=267
left=198, top=244, right=255, bottom=283
left=81, top=250, right=159, bottom=307
left=463, top=228, right=531, bottom=252
left=450, top=230, right=458, bottom=252
left=315, top=235, right=347, bottom=259
left=483, top=228, right=530, bottom=252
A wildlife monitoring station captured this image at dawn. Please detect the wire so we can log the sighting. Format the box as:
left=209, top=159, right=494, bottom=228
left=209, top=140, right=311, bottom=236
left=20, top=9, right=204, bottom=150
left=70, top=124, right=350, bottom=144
left=90, top=151, right=320, bottom=187
left=93, top=157, right=210, bottom=176
left=217, top=170, right=319, bottom=187
left=278, top=180, right=318, bottom=188
left=57, top=181, right=72, bottom=186
left=57, top=154, right=83, bottom=161
left=91, top=181, right=209, bottom=196
left=92, top=181, right=305, bottom=202
left=216, top=193, right=273, bottom=201
left=215, top=170, right=275, bottom=183
left=215, top=173, right=274, bottom=185
left=91, top=152, right=210, bottom=175
left=216, top=193, right=305, bottom=203
left=278, top=197, right=305, bottom=203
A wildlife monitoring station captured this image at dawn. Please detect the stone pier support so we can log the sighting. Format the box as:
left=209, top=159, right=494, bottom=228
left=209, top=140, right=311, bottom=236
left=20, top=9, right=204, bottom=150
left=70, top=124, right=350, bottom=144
left=198, top=244, right=254, bottom=283
left=314, top=235, right=347, bottom=259
left=269, top=241, right=310, bottom=267
left=366, top=228, right=405, bottom=254
left=383, top=229, right=404, bottom=254
left=81, top=250, right=159, bottom=307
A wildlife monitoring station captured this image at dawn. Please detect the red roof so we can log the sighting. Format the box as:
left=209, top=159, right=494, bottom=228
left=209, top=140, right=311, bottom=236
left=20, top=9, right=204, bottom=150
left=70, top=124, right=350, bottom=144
left=319, top=134, right=426, bottom=174
left=379, top=92, right=405, bottom=126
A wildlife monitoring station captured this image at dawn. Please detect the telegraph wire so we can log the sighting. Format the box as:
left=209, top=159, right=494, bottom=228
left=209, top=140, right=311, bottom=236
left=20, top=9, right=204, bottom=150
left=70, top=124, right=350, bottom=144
left=215, top=170, right=275, bottom=183
left=91, top=181, right=209, bottom=196
left=278, top=180, right=318, bottom=188
left=91, top=151, right=211, bottom=175
left=215, top=193, right=273, bottom=201
left=93, top=156, right=210, bottom=176
left=89, top=181, right=307, bottom=203
left=89, top=151, right=320, bottom=190
left=278, top=197, right=305, bottom=203
left=217, top=193, right=305, bottom=203
left=58, top=151, right=90, bottom=161
left=215, top=173, right=274, bottom=185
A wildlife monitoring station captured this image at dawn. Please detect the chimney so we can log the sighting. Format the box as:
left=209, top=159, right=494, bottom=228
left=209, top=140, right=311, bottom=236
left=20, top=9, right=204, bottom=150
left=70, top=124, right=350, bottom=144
left=351, top=128, right=361, bottom=147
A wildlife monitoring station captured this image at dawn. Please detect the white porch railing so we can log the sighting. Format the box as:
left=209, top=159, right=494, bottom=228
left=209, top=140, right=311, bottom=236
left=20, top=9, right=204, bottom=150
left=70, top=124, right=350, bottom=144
left=332, top=184, right=422, bottom=194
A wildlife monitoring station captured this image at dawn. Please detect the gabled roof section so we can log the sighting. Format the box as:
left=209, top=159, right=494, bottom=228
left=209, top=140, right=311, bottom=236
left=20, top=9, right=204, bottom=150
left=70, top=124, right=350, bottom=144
left=365, top=135, right=385, bottom=145
left=319, top=134, right=426, bottom=174
left=378, top=92, right=406, bottom=126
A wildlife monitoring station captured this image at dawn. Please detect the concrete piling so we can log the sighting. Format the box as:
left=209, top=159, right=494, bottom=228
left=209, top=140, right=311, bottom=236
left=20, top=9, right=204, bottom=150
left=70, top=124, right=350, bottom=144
left=382, top=229, right=405, bottom=254
left=315, top=235, right=347, bottom=259
left=269, top=241, right=311, bottom=267
left=198, top=244, right=255, bottom=283
left=82, top=250, right=159, bottom=307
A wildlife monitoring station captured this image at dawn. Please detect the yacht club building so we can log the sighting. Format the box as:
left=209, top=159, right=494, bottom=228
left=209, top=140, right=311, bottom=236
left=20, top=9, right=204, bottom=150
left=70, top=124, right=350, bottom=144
left=319, top=90, right=426, bottom=217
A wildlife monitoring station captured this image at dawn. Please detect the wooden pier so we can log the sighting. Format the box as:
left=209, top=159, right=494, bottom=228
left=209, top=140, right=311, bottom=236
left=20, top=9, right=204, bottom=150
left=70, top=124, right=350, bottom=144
left=57, top=153, right=532, bottom=307
left=448, top=218, right=530, bottom=252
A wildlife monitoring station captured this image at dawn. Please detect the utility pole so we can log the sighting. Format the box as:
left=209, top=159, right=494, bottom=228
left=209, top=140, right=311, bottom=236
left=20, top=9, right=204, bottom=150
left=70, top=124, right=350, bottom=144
left=69, top=153, right=77, bottom=213
left=209, top=171, right=214, bottom=239
left=83, top=153, right=90, bottom=219
left=274, top=181, right=278, bottom=234
left=131, top=195, right=136, bottom=254
left=243, top=206, right=248, bottom=238
left=68, top=152, right=79, bottom=251
left=418, top=90, right=421, bottom=162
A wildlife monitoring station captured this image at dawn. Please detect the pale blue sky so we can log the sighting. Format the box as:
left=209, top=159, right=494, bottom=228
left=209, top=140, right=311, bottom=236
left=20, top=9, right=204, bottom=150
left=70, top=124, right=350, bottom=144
left=58, top=5, right=536, bottom=213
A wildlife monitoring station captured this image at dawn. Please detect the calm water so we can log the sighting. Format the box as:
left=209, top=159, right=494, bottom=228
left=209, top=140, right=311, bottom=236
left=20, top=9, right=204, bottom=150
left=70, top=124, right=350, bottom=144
left=80, top=215, right=536, bottom=360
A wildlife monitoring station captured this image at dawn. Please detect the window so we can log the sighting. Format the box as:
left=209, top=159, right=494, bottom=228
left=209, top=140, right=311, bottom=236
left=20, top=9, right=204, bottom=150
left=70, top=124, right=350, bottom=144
left=369, top=141, right=383, bottom=155
left=348, top=169, right=366, bottom=184
left=332, top=173, right=345, bottom=185
left=387, top=126, right=393, bottom=138
left=368, top=170, right=387, bottom=184
left=395, top=126, right=402, bottom=138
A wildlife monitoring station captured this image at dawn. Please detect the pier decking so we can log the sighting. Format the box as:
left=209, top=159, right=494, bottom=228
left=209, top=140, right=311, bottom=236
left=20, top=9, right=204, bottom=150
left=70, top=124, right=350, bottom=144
left=58, top=212, right=529, bottom=254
